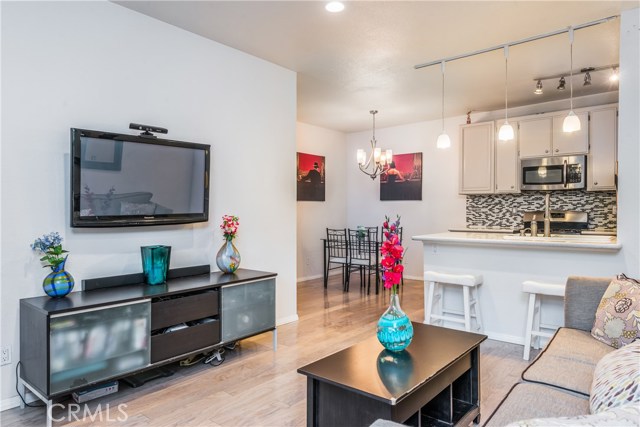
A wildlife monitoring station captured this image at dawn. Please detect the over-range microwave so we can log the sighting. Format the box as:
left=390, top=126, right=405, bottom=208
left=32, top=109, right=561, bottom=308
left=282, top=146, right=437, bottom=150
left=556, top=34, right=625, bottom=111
left=521, top=155, right=586, bottom=191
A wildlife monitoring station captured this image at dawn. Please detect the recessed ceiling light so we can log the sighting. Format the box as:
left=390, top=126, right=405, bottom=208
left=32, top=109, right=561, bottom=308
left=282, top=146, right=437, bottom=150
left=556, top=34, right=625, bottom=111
left=325, top=2, right=345, bottom=13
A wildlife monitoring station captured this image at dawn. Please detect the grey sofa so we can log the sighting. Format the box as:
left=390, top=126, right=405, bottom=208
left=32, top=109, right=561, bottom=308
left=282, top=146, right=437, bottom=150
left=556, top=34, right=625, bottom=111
left=484, top=276, right=615, bottom=426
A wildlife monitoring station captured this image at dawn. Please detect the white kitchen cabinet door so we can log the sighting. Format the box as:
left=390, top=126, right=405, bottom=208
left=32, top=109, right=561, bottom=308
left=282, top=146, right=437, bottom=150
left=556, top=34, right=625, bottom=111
left=495, top=121, right=520, bottom=193
left=519, top=117, right=552, bottom=158
left=552, top=112, right=589, bottom=155
left=460, top=122, right=494, bottom=194
left=588, top=107, right=617, bottom=191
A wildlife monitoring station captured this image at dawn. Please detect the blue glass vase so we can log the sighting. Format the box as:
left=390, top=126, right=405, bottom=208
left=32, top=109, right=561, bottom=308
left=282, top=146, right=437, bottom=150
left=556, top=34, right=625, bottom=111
left=377, top=293, right=413, bottom=352
left=141, top=245, right=171, bottom=285
left=43, top=257, right=74, bottom=298
left=216, top=240, right=241, bottom=273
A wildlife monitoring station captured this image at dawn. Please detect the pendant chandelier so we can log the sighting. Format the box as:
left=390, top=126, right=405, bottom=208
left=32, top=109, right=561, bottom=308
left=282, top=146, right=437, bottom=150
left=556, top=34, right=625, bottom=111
left=436, top=61, right=451, bottom=149
left=563, top=27, right=581, bottom=133
left=357, top=110, right=392, bottom=180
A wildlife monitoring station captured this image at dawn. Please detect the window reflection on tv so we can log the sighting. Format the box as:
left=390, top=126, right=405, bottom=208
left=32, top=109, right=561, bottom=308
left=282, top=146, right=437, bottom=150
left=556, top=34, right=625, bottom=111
left=71, top=129, right=210, bottom=227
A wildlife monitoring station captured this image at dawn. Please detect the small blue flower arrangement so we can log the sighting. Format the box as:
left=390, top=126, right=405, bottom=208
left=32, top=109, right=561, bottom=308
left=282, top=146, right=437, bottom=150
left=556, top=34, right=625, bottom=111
left=31, top=232, right=68, bottom=270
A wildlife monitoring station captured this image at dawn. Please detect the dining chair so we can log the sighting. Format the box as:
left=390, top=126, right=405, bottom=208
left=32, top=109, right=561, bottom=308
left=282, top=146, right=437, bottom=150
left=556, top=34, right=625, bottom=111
left=347, top=228, right=378, bottom=294
left=325, top=228, right=350, bottom=291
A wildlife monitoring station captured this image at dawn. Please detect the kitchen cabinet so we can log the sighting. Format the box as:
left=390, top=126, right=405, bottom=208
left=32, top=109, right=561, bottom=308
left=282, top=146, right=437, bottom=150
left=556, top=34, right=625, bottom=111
left=588, top=107, right=617, bottom=191
left=459, top=122, right=494, bottom=194
left=552, top=112, right=589, bottom=155
left=519, top=113, right=588, bottom=158
left=519, top=117, right=552, bottom=158
left=495, top=121, right=520, bottom=193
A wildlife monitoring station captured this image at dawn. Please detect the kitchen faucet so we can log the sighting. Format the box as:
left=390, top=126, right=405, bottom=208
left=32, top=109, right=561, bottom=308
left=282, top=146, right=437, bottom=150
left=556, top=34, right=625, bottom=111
left=543, top=193, right=551, bottom=237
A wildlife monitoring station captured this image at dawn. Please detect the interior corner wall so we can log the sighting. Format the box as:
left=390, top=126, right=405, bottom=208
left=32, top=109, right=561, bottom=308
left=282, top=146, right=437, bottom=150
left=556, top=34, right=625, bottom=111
left=346, top=118, right=468, bottom=280
left=296, top=123, right=347, bottom=281
left=0, top=1, right=296, bottom=408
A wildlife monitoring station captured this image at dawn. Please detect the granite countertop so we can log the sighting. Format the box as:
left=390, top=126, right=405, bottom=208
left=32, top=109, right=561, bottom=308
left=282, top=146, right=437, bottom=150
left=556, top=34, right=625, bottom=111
left=412, top=232, right=621, bottom=251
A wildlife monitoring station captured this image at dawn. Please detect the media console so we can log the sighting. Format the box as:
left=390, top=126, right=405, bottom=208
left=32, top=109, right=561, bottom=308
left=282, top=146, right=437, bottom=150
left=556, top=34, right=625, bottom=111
left=19, top=267, right=276, bottom=426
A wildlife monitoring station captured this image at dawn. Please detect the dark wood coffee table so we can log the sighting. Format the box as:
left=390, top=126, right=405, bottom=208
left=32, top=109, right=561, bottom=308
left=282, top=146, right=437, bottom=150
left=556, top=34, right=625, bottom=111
left=298, top=323, right=487, bottom=427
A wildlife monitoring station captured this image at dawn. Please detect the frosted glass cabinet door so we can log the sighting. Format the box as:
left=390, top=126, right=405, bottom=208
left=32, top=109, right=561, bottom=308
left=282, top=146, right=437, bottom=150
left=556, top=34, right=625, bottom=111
left=49, top=300, right=151, bottom=394
left=221, top=279, right=276, bottom=343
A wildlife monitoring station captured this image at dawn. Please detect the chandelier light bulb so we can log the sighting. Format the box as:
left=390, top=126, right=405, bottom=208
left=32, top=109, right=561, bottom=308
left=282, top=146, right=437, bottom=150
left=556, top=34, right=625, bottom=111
left=357, top=149, right=366, bottom=166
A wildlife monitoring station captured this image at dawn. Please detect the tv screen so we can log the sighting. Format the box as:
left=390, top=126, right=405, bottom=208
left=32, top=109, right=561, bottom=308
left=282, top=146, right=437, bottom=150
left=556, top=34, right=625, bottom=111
left=71, top=128, right=210, bottom=227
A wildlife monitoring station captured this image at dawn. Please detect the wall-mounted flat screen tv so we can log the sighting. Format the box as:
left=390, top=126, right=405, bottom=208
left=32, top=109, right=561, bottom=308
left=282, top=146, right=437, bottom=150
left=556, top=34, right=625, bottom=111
left=71, top=128, right=210, bottom=227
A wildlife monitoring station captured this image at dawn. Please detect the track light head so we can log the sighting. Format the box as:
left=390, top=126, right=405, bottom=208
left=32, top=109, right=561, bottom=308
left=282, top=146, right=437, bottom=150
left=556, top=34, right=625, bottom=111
left=583, top=71, right=592, bottom=86
left=610, top=67, right=619, bottom=82
left=557, top=76, right=566, bottom=90
left=534, top=80, right=543, bottom=95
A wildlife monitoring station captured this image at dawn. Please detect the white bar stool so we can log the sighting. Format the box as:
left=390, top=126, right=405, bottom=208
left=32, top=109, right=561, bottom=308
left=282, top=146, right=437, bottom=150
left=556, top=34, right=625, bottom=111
left=424, top=271, right=483, bottom=333
left=522, top=280, right=566, bottom=360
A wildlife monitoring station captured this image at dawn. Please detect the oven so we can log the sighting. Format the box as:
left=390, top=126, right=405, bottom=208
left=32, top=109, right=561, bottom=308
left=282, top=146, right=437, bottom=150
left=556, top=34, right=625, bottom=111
left=521, top=155, right=585, bottom=191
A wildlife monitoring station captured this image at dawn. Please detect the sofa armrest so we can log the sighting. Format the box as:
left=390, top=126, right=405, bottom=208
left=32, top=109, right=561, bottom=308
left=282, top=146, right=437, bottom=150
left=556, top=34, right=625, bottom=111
left=564, top=276, right=612, bottom=331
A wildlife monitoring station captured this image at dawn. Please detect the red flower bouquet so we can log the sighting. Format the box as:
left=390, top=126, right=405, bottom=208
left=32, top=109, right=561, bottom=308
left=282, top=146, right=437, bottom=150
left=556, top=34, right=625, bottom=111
left=380, top=215, right=404, bottom=293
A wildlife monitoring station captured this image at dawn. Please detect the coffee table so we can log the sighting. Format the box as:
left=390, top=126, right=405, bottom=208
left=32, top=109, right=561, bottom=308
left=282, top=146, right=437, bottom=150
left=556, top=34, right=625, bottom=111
left=298, top=323, right=487, bottom=427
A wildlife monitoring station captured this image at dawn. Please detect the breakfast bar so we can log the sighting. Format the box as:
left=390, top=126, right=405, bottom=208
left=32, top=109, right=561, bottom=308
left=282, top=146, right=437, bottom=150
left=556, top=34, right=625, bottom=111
left=412, top=232, right=621, bottom=344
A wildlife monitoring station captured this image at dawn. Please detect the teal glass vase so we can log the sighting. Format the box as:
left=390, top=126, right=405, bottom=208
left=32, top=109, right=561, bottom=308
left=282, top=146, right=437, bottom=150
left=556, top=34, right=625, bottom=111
left=43, top=257, right=74, bottom=298
left=216, top=240, right=241, bottom=273
left=141, top=245, right=171, bottom=285
left=377, top=292, right=413, bottom=352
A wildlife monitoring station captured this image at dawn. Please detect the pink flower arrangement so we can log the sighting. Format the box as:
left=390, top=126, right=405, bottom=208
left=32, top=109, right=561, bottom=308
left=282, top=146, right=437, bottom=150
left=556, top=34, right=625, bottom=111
left=380, top=215, right=404, bottom=293
left=220, top=215, right=239, bottom=241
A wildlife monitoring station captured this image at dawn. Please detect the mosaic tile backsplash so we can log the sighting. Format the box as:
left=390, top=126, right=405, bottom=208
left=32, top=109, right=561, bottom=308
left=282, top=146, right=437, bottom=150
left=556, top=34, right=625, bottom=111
left=466, top=191, right=617, bottom=230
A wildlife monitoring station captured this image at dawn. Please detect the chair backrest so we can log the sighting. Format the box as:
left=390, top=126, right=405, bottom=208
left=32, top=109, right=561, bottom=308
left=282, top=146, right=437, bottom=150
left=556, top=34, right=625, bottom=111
left=348, top=228, right=376, bottom=263
left=326, top=228, right=348, bottom=260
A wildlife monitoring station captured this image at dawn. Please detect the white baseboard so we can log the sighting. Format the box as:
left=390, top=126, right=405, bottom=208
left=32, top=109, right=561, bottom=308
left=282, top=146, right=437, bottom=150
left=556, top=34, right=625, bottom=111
left=484, top=331, right=525, bottom=345
left=296, top=274, right=323, bottom=283
left=1, top=392, right=40, bottom=412
left=276, top=314, right=299, bottom=326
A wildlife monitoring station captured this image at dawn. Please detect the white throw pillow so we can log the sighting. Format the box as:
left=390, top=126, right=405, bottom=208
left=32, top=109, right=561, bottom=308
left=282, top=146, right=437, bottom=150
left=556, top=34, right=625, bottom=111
left=506, top=403, right=640, bottom=426
left=590, top=340, right=640, bottom=414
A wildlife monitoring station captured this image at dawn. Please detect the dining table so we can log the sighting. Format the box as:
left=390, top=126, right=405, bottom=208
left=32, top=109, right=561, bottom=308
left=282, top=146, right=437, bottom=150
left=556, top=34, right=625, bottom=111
left=322, top=237, right=381, bottom=294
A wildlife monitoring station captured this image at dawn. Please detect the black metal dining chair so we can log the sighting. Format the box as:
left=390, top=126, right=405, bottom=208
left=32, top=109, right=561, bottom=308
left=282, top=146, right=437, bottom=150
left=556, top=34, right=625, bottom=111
left=347, top=228, right=378, bottom=294
left=325, top=228, right=350, bottom=290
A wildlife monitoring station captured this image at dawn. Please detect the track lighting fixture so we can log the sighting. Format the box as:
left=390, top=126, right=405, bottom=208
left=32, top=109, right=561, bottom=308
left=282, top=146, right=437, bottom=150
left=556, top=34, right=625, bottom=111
left=436, top=61, right=451, bottom=149
left=610, top=67, right=619, bottom=82
left=534, top=80, right=543, bottom=95
left=557, top=77, right=566, bottom=90
left=583, top=71, right=592, bottom=86
left=498, top=46, right=514, bottom=142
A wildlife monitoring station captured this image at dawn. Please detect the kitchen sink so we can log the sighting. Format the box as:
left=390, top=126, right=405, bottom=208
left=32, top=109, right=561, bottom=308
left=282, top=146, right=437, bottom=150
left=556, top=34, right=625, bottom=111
left=502, top=234, right=616, bottom=244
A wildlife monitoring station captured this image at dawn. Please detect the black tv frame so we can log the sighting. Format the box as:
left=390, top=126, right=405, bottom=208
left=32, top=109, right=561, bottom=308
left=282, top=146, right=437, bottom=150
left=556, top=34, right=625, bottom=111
left=70, top=128, right=210, bottom=228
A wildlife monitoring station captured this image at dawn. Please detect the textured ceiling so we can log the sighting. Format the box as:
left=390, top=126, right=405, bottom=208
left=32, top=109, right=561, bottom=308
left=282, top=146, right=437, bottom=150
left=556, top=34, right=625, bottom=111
left=114, top=1, right=635, bottom=132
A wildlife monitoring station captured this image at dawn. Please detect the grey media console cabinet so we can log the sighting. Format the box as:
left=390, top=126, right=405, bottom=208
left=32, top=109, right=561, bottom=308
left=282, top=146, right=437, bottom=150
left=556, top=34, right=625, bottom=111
left=19, top=267, right=276, bottom=425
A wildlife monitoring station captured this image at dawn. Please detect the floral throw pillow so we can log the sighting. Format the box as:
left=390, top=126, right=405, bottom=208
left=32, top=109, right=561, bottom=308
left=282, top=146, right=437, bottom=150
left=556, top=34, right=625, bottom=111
left=591, top=274, right=640, bottom=349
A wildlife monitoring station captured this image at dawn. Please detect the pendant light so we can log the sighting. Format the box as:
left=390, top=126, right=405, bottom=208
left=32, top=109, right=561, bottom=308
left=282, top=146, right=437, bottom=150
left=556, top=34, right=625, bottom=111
left=563, top=27, right=581, bottom=133
left=498, top=46, right=514, bottom=141
left=436, top=61, right=451, bottom=149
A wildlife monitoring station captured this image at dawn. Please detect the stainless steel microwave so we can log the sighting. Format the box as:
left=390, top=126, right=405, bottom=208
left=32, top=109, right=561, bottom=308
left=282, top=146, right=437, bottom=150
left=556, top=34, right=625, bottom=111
left=521, top=155, right=586, bottom=191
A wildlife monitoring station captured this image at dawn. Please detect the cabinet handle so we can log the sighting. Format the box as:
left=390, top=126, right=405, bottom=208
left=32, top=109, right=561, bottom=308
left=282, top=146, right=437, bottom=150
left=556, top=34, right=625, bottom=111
left=545, top=149, right=549, bottom=153
left=511, top=185, right=514, bottom=189
left=594, top=182, right=598, bottom=186
left=555, top=148, right=559, bottom=153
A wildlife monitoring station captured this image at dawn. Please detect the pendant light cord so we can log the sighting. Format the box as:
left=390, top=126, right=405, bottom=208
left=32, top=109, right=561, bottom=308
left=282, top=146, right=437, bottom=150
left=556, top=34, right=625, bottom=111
left=441, top=61, right=446, bottom=131
left=504, top=46, right=509, bottom=121
left=569, top=27, right=574, bottom=111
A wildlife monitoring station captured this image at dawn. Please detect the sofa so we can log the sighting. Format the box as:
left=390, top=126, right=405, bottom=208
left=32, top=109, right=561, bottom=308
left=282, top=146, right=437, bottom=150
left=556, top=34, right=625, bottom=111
left=484, top=276, right=640, bottom=426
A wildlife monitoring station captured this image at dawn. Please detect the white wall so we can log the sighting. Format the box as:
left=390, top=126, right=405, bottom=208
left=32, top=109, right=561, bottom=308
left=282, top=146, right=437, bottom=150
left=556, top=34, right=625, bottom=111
left=617, top=8, right=640, bottom=274
left=0, top=1, right=297, bottom=408
left=296, top=123, right=347, bottom=281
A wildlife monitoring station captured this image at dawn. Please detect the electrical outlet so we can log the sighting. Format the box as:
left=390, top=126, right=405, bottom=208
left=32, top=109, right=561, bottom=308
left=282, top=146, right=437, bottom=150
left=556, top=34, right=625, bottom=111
left=1, top=346, right=11, bottom=365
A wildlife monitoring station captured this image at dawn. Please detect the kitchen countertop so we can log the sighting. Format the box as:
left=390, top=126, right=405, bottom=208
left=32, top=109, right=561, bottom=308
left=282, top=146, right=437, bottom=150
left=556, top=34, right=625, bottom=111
left=412, top=232, right=621, bottom=251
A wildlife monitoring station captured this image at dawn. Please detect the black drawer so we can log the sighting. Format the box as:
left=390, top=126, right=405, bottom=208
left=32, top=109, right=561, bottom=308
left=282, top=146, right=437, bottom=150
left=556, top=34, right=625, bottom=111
left=151, top=290, right=218, bottom=330
left=150, top=320, right=220, bottom=363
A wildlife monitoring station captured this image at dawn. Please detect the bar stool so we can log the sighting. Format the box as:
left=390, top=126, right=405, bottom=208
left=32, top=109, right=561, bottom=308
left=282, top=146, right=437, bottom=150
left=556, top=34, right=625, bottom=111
left=522, top=280, right=566, bottom=360
left=424, top=271, right=483, bottom=333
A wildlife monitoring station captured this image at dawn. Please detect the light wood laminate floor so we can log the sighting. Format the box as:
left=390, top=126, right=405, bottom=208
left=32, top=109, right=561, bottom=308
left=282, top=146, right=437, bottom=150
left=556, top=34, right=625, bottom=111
left=2, top=276, right=532, bottom=426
